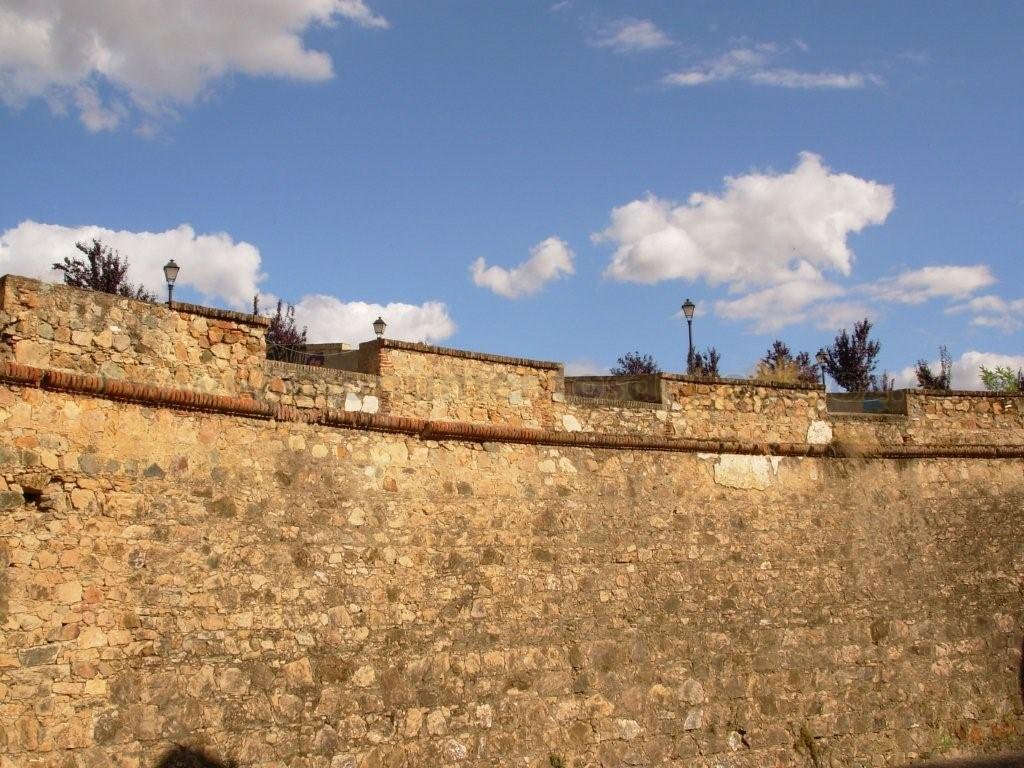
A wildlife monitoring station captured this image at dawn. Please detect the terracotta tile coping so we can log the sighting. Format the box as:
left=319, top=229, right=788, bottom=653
left=2, top=361, right=1022, bottom=459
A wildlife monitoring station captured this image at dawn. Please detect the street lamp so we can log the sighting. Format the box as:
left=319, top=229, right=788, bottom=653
left=815, top=349, right=828, bottom=389
left=163, top=259, right=180, bottom=305
left=373, top=316, right=386, bottom=339
left=681, top=299, right=696, bottom=373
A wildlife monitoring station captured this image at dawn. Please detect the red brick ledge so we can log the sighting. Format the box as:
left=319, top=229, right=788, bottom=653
left=2, top=362, right=1023, bottom=460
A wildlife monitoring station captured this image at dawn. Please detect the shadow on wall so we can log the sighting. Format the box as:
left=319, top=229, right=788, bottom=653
left=156, top=746, right=238, bottom=768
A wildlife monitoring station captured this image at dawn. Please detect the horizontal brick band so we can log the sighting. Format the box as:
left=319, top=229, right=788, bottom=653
left=2, top=361, right=1023, bottom=460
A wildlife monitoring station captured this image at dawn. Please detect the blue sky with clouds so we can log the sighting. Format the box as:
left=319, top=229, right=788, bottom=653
left=1, top=1, right=1022, bottom=387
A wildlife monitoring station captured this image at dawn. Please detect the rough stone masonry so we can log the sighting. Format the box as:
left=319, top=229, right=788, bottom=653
left=0, top=275, right=1022, bottom=768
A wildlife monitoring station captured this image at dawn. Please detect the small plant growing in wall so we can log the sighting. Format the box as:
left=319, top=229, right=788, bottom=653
left=52, top=239, right=155, bottom=301
left=549, top=755, right=567, bottom=768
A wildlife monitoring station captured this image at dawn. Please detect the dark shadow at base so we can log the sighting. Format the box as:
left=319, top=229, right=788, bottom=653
left=908, top=755, right=1024, bottom=768
left=155, top=746, right=238, bottom=768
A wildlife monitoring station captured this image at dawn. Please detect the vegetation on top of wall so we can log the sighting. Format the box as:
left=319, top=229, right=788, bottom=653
left=689, top=346, right=721, bottom=379
left=915, top=345, right=952, bottom=391
left=254, top=295, right=308, bottom=362
left=980, top=365, right=1024, bottom=392
left=753, top=340, right=820, bottom=385
left=821, top=318, right=882, bottom=392
left=52, top=239, right=155, bottom=302
left=610, top=351, right=660, bottom=375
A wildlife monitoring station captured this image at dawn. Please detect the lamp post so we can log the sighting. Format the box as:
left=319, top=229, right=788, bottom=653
left=681, top=299, right=696, bottom=373
left=815, top=349, right=828, bottom=390
left=163, top=259, right=180, bottom=306
left=373, top=316, right=386, bottom=339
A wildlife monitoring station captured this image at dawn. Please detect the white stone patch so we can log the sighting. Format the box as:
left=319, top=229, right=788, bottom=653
left=344, top=392, right=362, bottom=412
left=806, top=419, right=833, bottom=445
left=361, top=395, right=379, bottom=414
left=713, top=454, right=779, bottom=490
left=561, top=414, right=582, bottom=432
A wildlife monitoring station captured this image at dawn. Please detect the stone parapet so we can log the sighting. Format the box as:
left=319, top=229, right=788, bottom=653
left=0, top=275, right=267, bottom=397
left=2, top=275, right=1023, bottom=449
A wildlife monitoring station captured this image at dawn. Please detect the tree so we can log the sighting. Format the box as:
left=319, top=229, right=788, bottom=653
left=255, top=295, right=308, bottom=362
left=914, top=345, right=952, bottom=390
left=979, top=366, right=1023, bottom=393
left=754, top=340, right=819, bottom=384
left=689, top=347, right=720, bottom=379
left=610, top=351, right=659, bottom=375
left=822, top=318, right=881, bottom=392
left=52, top=239, right=155, bottom=301
left=871, top=371, right=895, bottom=392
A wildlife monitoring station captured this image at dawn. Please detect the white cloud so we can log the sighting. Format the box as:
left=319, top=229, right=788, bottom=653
left=946, top=294, right=1024, bottom=333
left=0, top=218, right=455, bottom=345
left=0, top=220, right=264, bottom=309
left=663, top=42, right=880, bottom=90
left=714, top=265, right=844, bottom=333
left=0, top=0, right=387, bottom=131
left=811, top=300, right=875, bottom=332
left=590, top=19, right=672, bottom=53
left=597, top=153, right=894, bottom=289
left=293, top=294, right=455, bottom=345
left=471, top=236, right=575, bottom=299
left=897, top=350, right=1024, bottom=390
left=868, top=265, right=996, bottom=304
left=564, top=359, right=604, bottom=376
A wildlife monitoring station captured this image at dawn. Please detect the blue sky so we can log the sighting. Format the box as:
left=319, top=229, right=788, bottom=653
left=1, top=1, right=1022, bottom=387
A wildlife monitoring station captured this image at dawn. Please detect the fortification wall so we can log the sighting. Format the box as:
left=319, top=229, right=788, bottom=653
left=1, top=277, right=1023, bottom=768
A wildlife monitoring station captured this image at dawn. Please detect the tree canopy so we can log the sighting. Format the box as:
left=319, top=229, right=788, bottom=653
left=52, top=239, right=155, bottom=301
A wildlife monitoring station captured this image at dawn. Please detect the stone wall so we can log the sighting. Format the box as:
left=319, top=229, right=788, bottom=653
left=905, top=391, right=1024, bottom=445
left=260, top=361, right=380, bottom=414
left=1, top=276, right=1024, bottom=768
left=0, top=380, right=1021, bottom=768
left=0, top=276, right=268, bottom=397
left=369, top=339, right=563, bottom=428
left=659, top=376, right=827, bottom=444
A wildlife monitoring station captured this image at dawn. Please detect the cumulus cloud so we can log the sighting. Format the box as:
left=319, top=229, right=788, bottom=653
left=0, top=219, right=455, bottom=345
left=471, top=237, right=575, bottom=299
left=0, top=220, right=264, bottom=309
left=0, top=0, right=387, bottom=131
left=946, top=294, right=1024, bottom=333
left=597, top=153, right=894, bottom=289
left=663, top=42, right=880, bottom=90
left=897, top=350, right=1024, bottom=390
left=714, top=267, right=844, bottom=333
left=868, top=265, right=996, bottom=304
left=590, top=19, right=672, bottom=53
left=293, top=294, right=455, bottom=345
left=564, top=359, right=604, bottom=376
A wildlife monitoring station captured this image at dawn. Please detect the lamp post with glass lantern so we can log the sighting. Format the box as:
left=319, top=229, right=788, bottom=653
left=163, top=260, right=180, bottom=306
left=373, top=317, right=386, bottom=339
left=681, top=299, right=696, bottom=373
left=815, top=349, right=828, bottom=389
